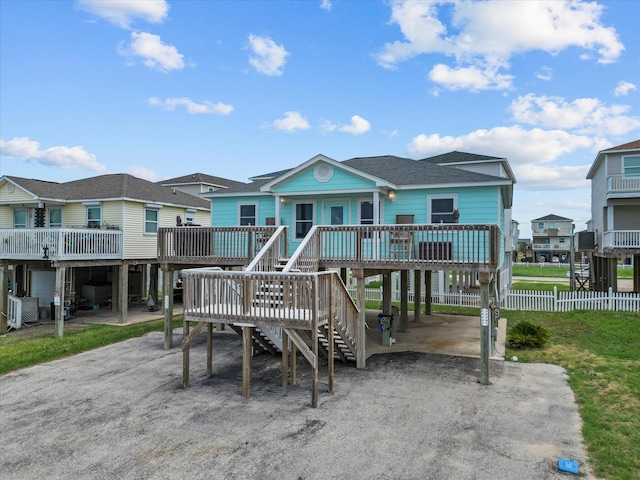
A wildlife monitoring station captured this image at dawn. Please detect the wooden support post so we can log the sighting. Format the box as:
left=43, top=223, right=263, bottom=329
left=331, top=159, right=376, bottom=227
left=183, top=320, right=190, bottom=388
left=118, top=263, right=128, bottom=324
left=634, top=255, right=640, bottom=292
left=311, top=321, right=319, bottom=408
left=356, top=275, right=366, bottom=368
left=424, top=270, right=432, bottom=315
left=281, top=329, right=289, bottom=387
left=328, top=314, right=334, bottom=394
left=0, top=263, right=7, bottom=335
left=479, top=272, right=491, bottom=385
left=414, top=269, right=422, bottom=323
left=382, top=272, right=391, bottom=314
left=55, top=267, right=65, bottom=338
left=398, top=270, right=408, bottom=332
left=163, top=267, right=174, bottom=349
left=290, top=340, right=297, bottom=385
left=242, top=326, right=253, bottom=398
left=206, top=322, right=213, bottom=377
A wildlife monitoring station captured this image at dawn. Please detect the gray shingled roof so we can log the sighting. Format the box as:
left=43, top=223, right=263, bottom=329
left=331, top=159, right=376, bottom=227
left=532, top=214, right=573, bottom=222
left=208, top=155, right=508, bottom=195
left=6, top=174, right=210, bottom=209
left=420, top=151, right=505, bottom=164
left=158, top=172, right=244, bottom=188
left=343, top=155, right=506, bottom=185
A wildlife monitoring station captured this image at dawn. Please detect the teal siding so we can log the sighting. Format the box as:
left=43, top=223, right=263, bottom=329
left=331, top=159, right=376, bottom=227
left=211, top=196, right=275, bottom=226
left=273, top=165, right=375, bottom=193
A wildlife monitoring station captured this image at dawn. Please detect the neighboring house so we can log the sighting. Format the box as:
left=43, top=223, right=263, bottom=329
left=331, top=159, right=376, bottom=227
left=158, top=173, right=245, bottom=201
left=530, top=214, right=574, bottom=263
left=0, top=174, right=210, bottom=334
left=585, top=139, right=640, bottom=291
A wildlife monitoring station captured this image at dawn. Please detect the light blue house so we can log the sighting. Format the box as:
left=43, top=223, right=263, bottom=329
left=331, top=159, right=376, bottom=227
left=160, top=152, right=516, bottom=398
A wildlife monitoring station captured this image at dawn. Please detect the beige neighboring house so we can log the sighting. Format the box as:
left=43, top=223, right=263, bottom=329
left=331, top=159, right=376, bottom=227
left=530, top=214, right=573, bottom=263
left=585, top=139, right=640, bottom=291
left=158, top=172, right=245, bottom=201
left=0, top=174, right=210, bottom=335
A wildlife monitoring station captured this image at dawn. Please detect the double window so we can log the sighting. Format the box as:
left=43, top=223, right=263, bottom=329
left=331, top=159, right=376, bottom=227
left=145, top=208, right=159, bottom=234
left=428, top=195, right=457, bottom=223
left=623, top=155, right=640, bottom=175
left=239, top=204, right=257, bottom=226
left=13, top=208, right=27, bottom=228
left=49, top=208, right=62, bottom=228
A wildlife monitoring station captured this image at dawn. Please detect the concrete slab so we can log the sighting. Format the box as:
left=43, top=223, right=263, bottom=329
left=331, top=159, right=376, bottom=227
left=1, top=327, right=597, bottom=480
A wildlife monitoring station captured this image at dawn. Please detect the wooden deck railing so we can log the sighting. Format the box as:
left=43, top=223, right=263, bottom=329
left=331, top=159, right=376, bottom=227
left=245, top=226, right=289, bottom=272
left=157, top=226, right=278, bottom=265
left=0, top=228, right=123, bottom=261
left=286, top=224, right=501, bottom=272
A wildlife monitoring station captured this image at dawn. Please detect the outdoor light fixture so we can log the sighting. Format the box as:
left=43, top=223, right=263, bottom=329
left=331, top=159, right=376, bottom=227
left=388, top=191, right=396, bottom=202
left=280, top=197, right=288, bottom=206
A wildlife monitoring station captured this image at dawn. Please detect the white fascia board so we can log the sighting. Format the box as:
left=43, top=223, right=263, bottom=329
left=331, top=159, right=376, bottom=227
left=395, top=179, right=512, bottom=191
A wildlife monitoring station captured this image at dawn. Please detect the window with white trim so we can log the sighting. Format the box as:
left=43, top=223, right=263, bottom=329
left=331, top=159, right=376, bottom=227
left=428, top=195, right=457, bottom=223
left=86, top=206, right=102, bottom=228
left=295, top=202, right=314, bottom=240
left=239, top=204, right=257, bottom=226
left=145, top=208, right=159, bottom=234
left=13, top=208, right=26, bottom=228
left=49, top=207, right=62, bottom=228
left=624, top=155, right=640, bottom=175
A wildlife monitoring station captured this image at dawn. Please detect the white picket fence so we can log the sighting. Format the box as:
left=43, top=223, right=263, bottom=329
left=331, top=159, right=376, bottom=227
left=347, top=286, right=640, bottom=313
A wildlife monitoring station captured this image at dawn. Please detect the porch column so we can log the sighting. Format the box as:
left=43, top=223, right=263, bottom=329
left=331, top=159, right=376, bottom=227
left=382, top=272, right=391, bottom=315
left=373, top=191, right=380, bottom=225
left=55, top=266, right=66, bottom=338
left=118, top=263, right=128, bottom=324
left=414, top=269, right=422, bottom=323
left=163, top=266, right=174, bottom=349
left=0, top=263, right=8, bottom=334
left=275, top=195, right=281, bottom=225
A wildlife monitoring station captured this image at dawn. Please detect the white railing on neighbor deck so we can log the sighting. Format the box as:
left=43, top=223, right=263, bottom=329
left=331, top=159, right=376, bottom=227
left=603, top=230, right=640, bottom=249
left=0, top=228, right=123, bottom=261
left=347, top=286, right=640, bottom=313
left=608, top=174, right=640, bottom=193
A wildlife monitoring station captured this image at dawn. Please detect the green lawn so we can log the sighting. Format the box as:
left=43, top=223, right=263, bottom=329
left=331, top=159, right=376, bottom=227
left=504, top=309, right=640, bottom=480
left=512, top=264, right=634, bottom=279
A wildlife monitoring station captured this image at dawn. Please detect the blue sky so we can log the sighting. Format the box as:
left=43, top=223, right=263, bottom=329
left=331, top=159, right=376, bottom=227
left=1, top=0, right=639, bottom=238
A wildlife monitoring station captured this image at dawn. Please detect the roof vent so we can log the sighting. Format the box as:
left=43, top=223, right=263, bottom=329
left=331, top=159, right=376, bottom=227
left=314, top=163, right=333, bottom=182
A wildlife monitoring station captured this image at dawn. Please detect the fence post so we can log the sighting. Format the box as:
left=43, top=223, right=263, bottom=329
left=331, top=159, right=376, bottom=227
left=608, top=287, right=614, bottom=311
left=553, top=286, right=558, bottom=312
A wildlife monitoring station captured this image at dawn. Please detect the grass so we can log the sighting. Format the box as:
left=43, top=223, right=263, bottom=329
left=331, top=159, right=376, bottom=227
left=512, top=280, right=570, bottom=291
left=504, top=309, right=640, bottom=480
left=0, top=318, right=183, bottom=375
left=513, top=264, right=634, bottom=279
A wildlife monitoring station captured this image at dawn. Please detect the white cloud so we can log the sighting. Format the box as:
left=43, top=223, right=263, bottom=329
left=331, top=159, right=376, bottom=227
left=119, top=32, right=185, bottom=72
left=128, top=165, right=159, bottom=181
left=409, top=126, right=595, bottom=165
left=0, top=137, right=107, bottom=173
left=535, top=66, right=553, bottom=81
left=264, top=112, right=310, bottom=132
left=614, top=81, right=638, bottom=97
left=338, top=115, right=371, bottom=135
left=76, top=0, right=169, bottom=29
left=375, top=0, right=624, bottom=91
left=509, top=94, right=640, bottom=136
left=247, top=34, right=289, bottom=76
left=320, top=0, right=332, bottom=12
left=429, top=62, right=514, bottom=91
left=148, top=97, right=233, bottom=115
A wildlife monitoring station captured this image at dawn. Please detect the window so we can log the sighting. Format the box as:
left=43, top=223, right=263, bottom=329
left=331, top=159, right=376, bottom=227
left=295, top=202, right=314, bottom=239
left=49, top=208, right=62, bottom=228
left=185, top=210, right=195, bottom=225
left=538, top=222, right=544, bottom=229
left=145, top=208, right=159, bottom=234
left=86, top=206, right=102, bottom=228
left=13, top=208, right=26, bottom=228
left=548, top=221, right=556, bottom=228
left=330, top=206, right=344, bottom=225
left=239, top=204, right=256, bottom=226
left=559, top=238, right=566, bottom=244
left=429, top=196, right=456, bottom=223
left=624, top=155, right=640, bottom=175
left=359, top=201, right=373, bottom=226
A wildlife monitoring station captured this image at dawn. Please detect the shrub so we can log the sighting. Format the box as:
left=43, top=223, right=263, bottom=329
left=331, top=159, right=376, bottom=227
left=507, top=320, right=550, bottom=349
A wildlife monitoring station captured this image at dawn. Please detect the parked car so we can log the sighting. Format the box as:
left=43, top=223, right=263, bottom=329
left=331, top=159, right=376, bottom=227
left=566, top=266, right=590, bottom=279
